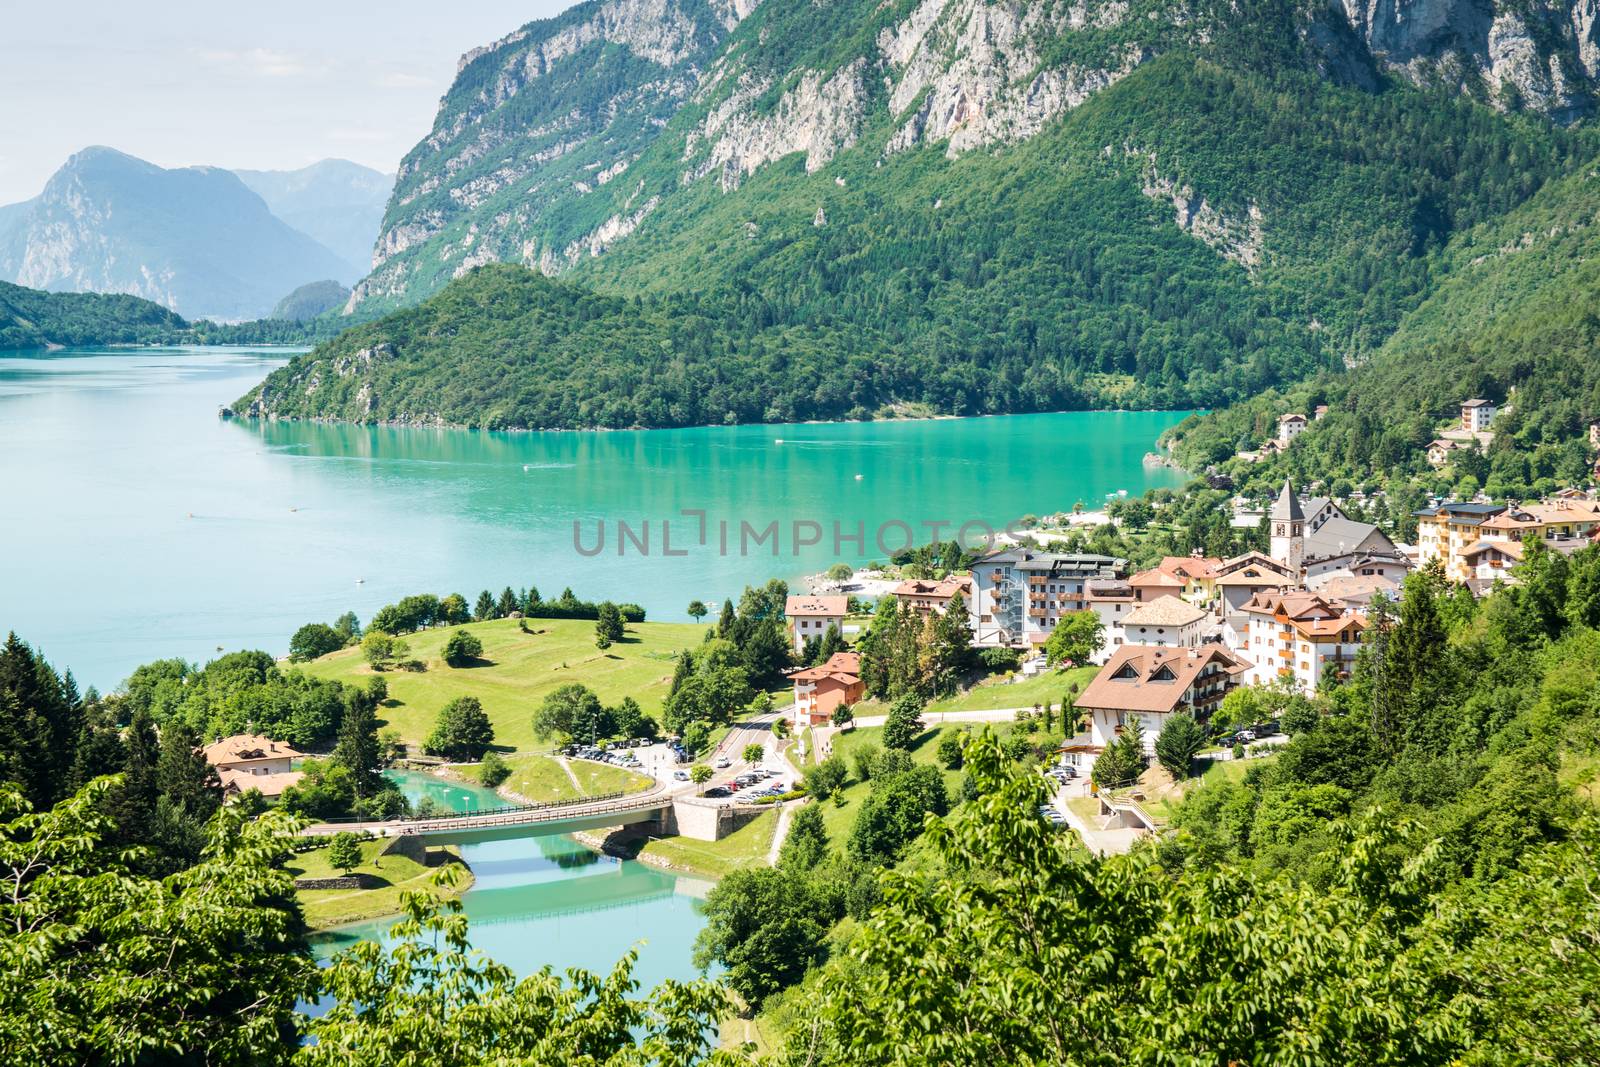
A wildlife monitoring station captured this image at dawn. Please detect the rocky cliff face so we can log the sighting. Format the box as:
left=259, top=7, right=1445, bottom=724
left=352, top=0, right=1600, bottom=312
left=1338, top=0, right=1600, bottom=119
left=349, top=0, right=746, bottom=311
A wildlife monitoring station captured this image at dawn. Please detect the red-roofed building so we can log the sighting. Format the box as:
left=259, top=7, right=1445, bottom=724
left=1239, top=591, right=1365, bottom=691
left=204, top=733, right=304, bottom=799
left=1064, top=645, right=1249, bottom=775
left=788, top=652, right=864, bottom=729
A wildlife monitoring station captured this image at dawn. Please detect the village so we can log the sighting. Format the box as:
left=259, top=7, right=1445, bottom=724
left=780, top=398, right=1600, bottom=850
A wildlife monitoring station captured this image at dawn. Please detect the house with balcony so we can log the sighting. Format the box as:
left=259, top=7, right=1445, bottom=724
left=1213, top=552, right=1298, bottom=651
left=892, top=575, right=971, bottom=617
left=204, top=733, right=304, bottom=799
left=788, top=652, right=864, bottom=729
left=969, top=550, right=1126, bottom=648
left=1238, top=591, right=1366, bottom=691
left=1461, top=398, right=1497, bottom=433
left=1413, top=501, right=1507, bottom=582
left=1064, top=645, right=1248, bottom=775
left=784, top=594, right=848, bottom=654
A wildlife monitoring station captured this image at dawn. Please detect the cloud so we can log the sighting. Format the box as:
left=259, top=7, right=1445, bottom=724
left=196, top=48, right=309, bottom=78
left=375, top=71, right=433, bottom=90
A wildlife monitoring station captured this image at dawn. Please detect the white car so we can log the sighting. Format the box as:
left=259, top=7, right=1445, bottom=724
left=714, top=757, right=731, bottom=769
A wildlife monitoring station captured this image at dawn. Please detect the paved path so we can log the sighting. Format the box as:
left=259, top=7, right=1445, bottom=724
left=766, top=799, right=799, bottom=866
left=1052, top=782, right=1145, bottom=856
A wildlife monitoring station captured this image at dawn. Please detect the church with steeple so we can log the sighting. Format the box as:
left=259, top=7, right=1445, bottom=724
left=1270, top=478, right=1305, bottom=576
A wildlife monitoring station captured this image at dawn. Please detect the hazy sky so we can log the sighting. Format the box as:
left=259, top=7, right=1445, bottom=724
left=0, top=1, right=578, bottom=204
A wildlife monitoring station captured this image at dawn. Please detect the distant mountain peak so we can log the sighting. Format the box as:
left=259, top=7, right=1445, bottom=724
left=0, top=147, right=354, bottom=320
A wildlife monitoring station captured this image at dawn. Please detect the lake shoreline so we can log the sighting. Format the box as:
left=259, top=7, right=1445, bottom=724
left=220, top=403, right=1202, bottom=439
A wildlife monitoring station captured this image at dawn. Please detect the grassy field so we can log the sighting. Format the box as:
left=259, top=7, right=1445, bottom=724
left=450, top=752, right=652, bottom=804
left=852, top=665, right=1097, bottom=717
left=298, top=616, right=704, bottom=752
left=289, top=837, right=469, bottom=930
left=632, top=810, right=779, bottom=878
left=811, top=724, right=970, bottom=852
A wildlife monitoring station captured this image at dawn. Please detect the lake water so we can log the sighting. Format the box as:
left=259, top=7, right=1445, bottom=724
left=0, top=345, right=1191, bottom=690
left=311, top=771, right=711, bottom=995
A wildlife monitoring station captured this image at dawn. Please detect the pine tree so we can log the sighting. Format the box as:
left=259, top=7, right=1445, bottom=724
left=333, top=693, right=383, bottom=797
left=474, top=590, right=495, bottom=622
left=716, top=599, right=736, bottom=637
left=156, top=718, right=221, bottom=818
left=778, top=803, right=828, bottom=872
left=496, top=587, right=518, bottom=618
left=107, top=709, right=160, bottom=850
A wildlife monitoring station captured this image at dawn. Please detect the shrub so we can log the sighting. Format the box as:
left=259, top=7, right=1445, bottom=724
left=937, top=730, right=964, bottom=770
left=442, top=629, right=483, bottom=667
left=478, top=751, right=510, bottom=788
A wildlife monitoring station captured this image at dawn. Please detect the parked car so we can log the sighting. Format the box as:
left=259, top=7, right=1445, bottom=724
left=1236, top=729, right=1257, bottom=744
left=704, top=786, right=730, bottom=798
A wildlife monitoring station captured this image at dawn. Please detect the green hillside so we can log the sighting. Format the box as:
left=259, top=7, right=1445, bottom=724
left=1169, top=160, right=1600, bottom=497
left=0, top=280, right=188, bottom=349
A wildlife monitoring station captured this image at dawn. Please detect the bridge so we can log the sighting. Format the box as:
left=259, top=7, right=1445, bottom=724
left=300, top=786, right=676, bottom=846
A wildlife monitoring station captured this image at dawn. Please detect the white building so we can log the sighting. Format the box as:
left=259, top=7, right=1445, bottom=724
left=1461, top=398, right=1497, bottom=433
left=784, top=595, right=848, bottom=653
left=1238, top=590, right=1366, bottom=691
left=969, top=550, right=1127, bottom=649
left=1116, top=595, right=1207, bottom=650
left=1277, top=413, right=1307, bottom=445
left=1212, top=552, right=1298, bottom=652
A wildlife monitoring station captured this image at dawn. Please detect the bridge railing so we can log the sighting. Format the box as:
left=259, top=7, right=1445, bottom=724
left=314, top=790, right=635, bottom=825
left=302, top=784, right=671, bottom=836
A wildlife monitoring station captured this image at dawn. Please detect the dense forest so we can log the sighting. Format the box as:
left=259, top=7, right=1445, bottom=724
left=1169, top=156, right=1600, bottom=497
left=0, top=280, right=189, bottom=349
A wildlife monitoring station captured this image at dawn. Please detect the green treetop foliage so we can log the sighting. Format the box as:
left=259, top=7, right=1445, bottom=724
left=1152, top=712, right=1205, bottom=780
left=441, top=629, right=484, bottom=667
left=780, top=730, right=1600, bottom=1065
left=1043, top=610, right=1105, bottom=667
left=327, top=832, right=362, bottom=876
left=426, top=696, right=496, bottom=762
left=880, top=695, right=925, bottom=751
left=0, top=778, right=314, bottom=1064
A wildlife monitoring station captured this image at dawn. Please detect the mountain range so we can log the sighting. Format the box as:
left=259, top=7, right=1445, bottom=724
left=0, top=149, right=391, bottom=321
left=239, top=0, right=1600, bottom=447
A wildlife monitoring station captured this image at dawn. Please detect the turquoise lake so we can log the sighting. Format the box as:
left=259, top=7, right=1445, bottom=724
left=311, top=771, right=711, bottom=996
left=0, top=345, right=1190, bottom=690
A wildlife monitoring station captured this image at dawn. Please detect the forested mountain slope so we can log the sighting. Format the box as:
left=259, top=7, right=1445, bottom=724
left=1168, top=159, right=1600, bottom=497
left=355, top=0, right=1600, bottom=315
left=240, top=0, right=1600, bottom=429
left=0, top=281, right=187, bottom=350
